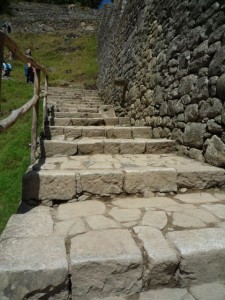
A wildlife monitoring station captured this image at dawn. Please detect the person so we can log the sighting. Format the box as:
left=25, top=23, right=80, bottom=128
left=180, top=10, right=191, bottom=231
left=25, top=48, right=32, bottom=56
left=24, top=63, right=34, bottom=84
left=8, top=51, right=13, bottom=60
left=2, top=61, right=12, bottom=77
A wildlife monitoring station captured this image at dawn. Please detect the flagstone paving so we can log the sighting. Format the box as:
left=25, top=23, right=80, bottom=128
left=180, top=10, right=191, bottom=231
left=1, top=190, right=225, bottom=299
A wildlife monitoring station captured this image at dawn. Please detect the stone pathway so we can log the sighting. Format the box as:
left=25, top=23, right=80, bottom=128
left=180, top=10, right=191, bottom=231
left=0, top=87, right=225, bottom=299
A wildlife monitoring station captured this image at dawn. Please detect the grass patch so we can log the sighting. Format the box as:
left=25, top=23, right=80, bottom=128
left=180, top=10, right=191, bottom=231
left=10, top=32, right=98, bottom=87
left=0, top=78, right=33, bottom=233
left=0, top=31, right=98, bottom=233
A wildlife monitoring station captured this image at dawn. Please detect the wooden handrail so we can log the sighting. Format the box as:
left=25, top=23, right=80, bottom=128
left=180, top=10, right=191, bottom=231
left=0, top=31, right=49, bottom=163
left=0, top=95, right=38, bottom=131
left=4, top=33, right=48, bottom=75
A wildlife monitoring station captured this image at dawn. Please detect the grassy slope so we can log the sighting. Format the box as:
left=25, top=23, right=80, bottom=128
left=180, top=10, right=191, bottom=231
left=0, top=32, right=98, bottom=233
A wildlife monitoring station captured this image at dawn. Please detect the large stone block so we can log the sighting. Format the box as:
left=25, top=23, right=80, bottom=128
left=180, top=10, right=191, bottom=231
left=70, top=229, right=143, bottom=299
left=49, top=126, right=64, bottom=137
left=192, top=40, right=208, bottom=60
left=64, top=127, right=82, bottom=139
left=43, top=140, right=78, bottom=156
left=191, top=76, right=209, bottom=101
left=104, top=140, right=121, bottom=154
left=184, top=104, right=198, bottom=122
left=134, top=226, right=179, bottom=287
left=178, top=75, right=198, bottom=97
left=124, top=168, right=177, bottom=193
left=199, top=98, right=222, bottom=119
left=22, top=170, right=76, bottom=202
left=78, top=139, right=104, bottom=154
left=190, top=282, right=225, bottom=300
left=145, top=139, right=175, bottom=153
left=139, top=288, right=193, bottom=300
left=188, top=55, right=211, bottom=73
left=167, top=228, right=225, bottom=285
left=82, top=127, right=106, bottom=138
left=205, top=135, right=225, bottom=167
left=132, top=127, right=153, bottom=138
left=106, top=127, right=132, bottom=139
left=183, top=123, right=206, bottom=149
left=53, top=118, right=71, bottom=126
left=1, top=211, right=53, bottom=240
left=177, top=164, right=225, bottom=189
left=209, top=46, right=225, bottom=76
left=78, top=170, right=124, bottom=195
left=0, top=237, right=68, bottom=300
left=120, top=140, right=146, bottom=154
left=216, top=73, right=225, bottom=100
left=56, top=200, right=106, bottom=220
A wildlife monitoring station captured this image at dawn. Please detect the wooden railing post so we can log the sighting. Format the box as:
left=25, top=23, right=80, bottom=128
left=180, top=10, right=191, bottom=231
left=43, top=75, right=48, bottom=135
left=31, top=68, right=40, bottom=163
left=0, top=32, right=5, bottom=114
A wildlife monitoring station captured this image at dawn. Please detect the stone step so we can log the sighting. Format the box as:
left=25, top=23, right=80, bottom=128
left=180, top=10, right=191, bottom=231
left=48, top=126, right=153, bottom=139
left=48, top=95, right=100, bottom=99
left=48, top=88, right=99, bottom=96
left=51, top=117, right=131, bottom=126
left=48, top=93, right=101, bottom=97
left=47, top=99, right=102, bottom=105
left=48, top=104, right=101, bottom=110
left=48, top=105, right=116, bottom=117
left=1, top=191, right=225, bottom=299
left=48, top=91, right=100, bottom=96
left=49, top=107, right=100, bottom=113
left=51, top=107, right=116, bottom=119
left=47, top=95, right=102, bottom=100
left=42, top=138, right=176, bottom=156
left=22, top=154, right=225, bottom=203
left=53, top=112, right=102, bottom=118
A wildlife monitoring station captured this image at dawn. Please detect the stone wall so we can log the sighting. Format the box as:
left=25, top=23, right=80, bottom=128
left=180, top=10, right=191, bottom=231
left=0, top=1, right=100, bottom=34
left=97, top=0, right=225, bottom=167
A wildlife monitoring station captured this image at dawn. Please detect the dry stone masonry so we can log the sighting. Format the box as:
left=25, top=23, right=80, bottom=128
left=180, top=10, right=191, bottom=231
left=97, top=0, right=225, bottom=167
left=0, top=2, right=99, bottom=34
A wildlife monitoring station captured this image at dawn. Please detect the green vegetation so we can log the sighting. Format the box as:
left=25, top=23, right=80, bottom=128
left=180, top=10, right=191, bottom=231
left=11, top=32, right=98, bottom=87
left=0, top=73, right=33, bottom=233
left=0, top=32, right=98, bottom=233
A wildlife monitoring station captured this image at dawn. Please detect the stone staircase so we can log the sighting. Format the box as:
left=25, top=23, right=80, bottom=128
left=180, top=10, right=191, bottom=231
left=0, top=87, right=225, bottom=300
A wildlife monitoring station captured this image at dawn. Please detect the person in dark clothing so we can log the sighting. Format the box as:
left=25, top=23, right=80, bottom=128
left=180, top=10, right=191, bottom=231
left=25, top=63, right=34, bottom=84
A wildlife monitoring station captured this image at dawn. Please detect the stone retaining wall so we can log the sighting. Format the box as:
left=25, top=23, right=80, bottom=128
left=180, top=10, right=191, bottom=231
left=0, top=1, right=100, bottom=34
left=97, top=0, right=225, bottom=167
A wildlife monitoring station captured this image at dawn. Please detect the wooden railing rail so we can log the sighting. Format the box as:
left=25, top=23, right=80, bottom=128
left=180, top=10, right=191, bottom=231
left=0, top=31, right=49, bottom=163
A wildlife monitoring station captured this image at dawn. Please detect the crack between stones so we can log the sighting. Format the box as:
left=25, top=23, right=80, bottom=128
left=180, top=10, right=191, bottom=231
left=130, top=228, right=150, bottom=292
left=23, top=280, right=71, bottom=300
left=65, top=237, right=73, bottom=299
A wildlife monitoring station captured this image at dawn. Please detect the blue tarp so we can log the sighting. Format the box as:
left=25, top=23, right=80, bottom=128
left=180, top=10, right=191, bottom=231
left=98, top=0, right=112, bottom=9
